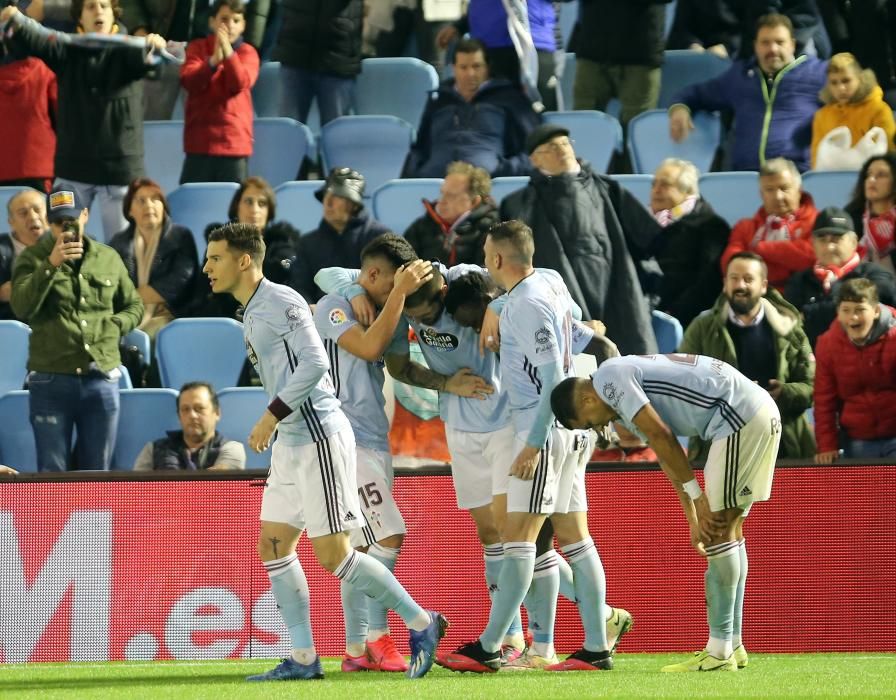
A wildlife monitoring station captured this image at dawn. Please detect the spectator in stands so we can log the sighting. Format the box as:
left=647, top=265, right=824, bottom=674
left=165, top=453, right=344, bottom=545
left=785, top=206, right=896, bottom=347
left=500, top=123, right=659, bottom=355
left=1, top=189, right=48, bottom=321
left=668, top=13, right=827, bottom=172
left=720, top=158, right=818, bottom=291
left=0, top=42, right=56, bottom=192
left=572, top=1, right=671, bottom=127
left=133, top=381, right=246, bottom=470
left=272, top=0, right=361, bottom=126
left=364, top=0, right=450, bottom=69
left=667, top=0, right=741, bottom=57
left=737, top=1, right=831, bottom=59
left=648, top=158, right=731, bottom=327
left=403, top=161, right=499, bottom=266
left=814, top=277, right=896, bottom=462
left=108, top=178, right=198, bottom=338
left=291, top=168, right=389, bottom=303
left=436, top=0, right=560, bottom=110
left=846, top=153, right=896, bottom=275
left=403, top=38, right=541, bottom=179
left=11, top=187, right=143, bottom=471
left=680, top=251, right=816, bottom=459
left=179, top=0, right=259, bottom=185
left=810, top=53, right=895, bottom=170
left=0, top=2, right=168, bottom=241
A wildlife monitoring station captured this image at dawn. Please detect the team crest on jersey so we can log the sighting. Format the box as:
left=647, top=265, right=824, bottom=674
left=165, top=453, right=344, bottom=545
left=602, top=381, right=623, bottom=407
left=245, top=339, right=259, bottom=368
left=285, top=304, right=307, bottom=329
left=418, top=326, right=459, bottom=351
left=534, top=326, right=556, bottom=354
left=328, top=308, right=348, bottom=326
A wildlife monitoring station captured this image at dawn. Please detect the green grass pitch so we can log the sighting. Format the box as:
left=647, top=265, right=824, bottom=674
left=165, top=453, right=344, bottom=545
left=3, top=654, right=896, bottom=699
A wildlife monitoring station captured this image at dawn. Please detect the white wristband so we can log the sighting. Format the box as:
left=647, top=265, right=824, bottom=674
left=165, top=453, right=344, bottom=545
left=682, top=478, right=702, bottom=500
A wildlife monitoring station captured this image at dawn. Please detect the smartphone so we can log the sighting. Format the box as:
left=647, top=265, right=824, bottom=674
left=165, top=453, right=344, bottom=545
left=62, top=221, right=81, bottom=244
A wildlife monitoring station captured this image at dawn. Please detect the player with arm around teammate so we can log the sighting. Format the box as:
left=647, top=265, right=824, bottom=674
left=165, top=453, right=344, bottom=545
left=312, top=234, right=434, bottom=672
left=551, top=353, right=783, bottom=671
left=202, top=224, right=447, bottom=681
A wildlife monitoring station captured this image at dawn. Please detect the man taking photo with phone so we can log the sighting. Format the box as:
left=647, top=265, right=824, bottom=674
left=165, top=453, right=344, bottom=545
left=11, top=188, right=143, bottom=471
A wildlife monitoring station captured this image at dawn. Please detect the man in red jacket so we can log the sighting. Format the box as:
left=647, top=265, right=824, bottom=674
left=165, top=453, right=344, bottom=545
left=180, top=0, right=259, bottom=185
left=720, top=157, right=817, bottom=290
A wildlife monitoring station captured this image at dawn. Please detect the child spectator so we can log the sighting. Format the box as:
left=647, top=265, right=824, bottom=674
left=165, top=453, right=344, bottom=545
left=814, top=278, right=896, bottom=462
left=179, top=0, right=259, bottom=185
left=846, top=153, right=896, bottom=276
left=811, top=53, right=896, bottom=170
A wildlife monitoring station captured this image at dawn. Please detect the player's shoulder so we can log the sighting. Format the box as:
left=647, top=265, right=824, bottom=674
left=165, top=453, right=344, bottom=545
left=313, top=294, right=356, bottom=330
left=249, top=279, right=312, bottom=326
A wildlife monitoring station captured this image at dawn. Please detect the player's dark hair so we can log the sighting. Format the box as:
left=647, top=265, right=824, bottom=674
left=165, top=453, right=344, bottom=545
left=406, top=268, right=445, bottom=308
left=487, top=219, right=535, bottom=264
left=360, top=233, right=418, bottom=270
left=726, top=251, right=768, bottom=280
left=551, top=377, right=586, bottom=430
left=444, top=271, right=498, bottom=316
left=836, top=277, right=879, bottom=307
left=228, top=176, right=276, bottom=224
left=211, top=0, right=245, bottom=16
left=72, top=0, right=123, bottom=22
left=177, top=381, right=219, bottom=412
left=208, top=222, right=266, bottom=263
left=454, top=37, right=487, bottom=62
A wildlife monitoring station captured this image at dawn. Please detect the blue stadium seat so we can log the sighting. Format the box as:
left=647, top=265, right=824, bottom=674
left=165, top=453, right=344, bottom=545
left=652, top=309, right=684, bottom=354
left=543, top=110, right=622, bottom=174
left=143, top=120, right=186, bottom=194
left=320, top=116, right=415, bottom=195
left=113, top=388, right=180, bottom=470
left=118, top=366, right=133, bottom=390
left=252, top=61, right=282, bottom=117
left=558, top=52, right=576, bottom=111
left=371, top=178, right=442, bottom=234
left=0, top=320, right=30, bottom=397
left=609, top=174, right=653, bottom=210
left=155, top=318, right=246, bottom=391
left=557, top=1, right=578, bottom=48
left=274, top=180, right=326, bottom=233
left=0, top=186, right=42, bottom=221
left=802, top=170, right=858, bottom=210
left=698, top=171, right=760, bottom=226
left=249, top=118, right=315, bottom=187
left=0, top=391, right=35, bottom=472
left=122, top=328, right=151, bottom=368
left=658, top=49, right=732, bottom=109
left=216, top=387, right=272, bottom=468
left=490, top=176, right=529, bottom=205
left=627, top=109, right=721, bottom=174
left=353, top=57, right=439, bottom=128
left=167, top=182, right=240, bottom=259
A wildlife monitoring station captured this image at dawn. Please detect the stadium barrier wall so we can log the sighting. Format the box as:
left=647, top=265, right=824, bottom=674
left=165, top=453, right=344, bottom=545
left=1, top=463, right=893, bottom=662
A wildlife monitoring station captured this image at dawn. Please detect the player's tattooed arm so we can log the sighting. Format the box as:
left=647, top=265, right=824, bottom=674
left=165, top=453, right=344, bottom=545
left=386, top=352, right=449, bottom=391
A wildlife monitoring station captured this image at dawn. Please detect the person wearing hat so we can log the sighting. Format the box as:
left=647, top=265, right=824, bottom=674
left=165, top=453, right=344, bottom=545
left=1, top=189, right=48, bottom=321
left=784, top=205, right=896, bottom=347
left=499, top=123, right=661, bottom=355
left=402, top=37, right=541, bottom=179
left=10, top=188, right=143, bottom=472
left=290, top=167, right=390, bottom=303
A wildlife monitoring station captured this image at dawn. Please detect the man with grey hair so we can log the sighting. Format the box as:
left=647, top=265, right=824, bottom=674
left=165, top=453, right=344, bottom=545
left=648, top=158, right=730, bottom=326
left=1, top=189, right=48, bottom=320
left=721, top=157, right=818, bottom=290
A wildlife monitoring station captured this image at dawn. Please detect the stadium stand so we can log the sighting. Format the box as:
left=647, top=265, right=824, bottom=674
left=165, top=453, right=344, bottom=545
left=353, top=57, right=440, bottom=128
left=216, top=387, right=272, bottom=468
left=142, top=121, right=185, bottom=195
left=651, top=309, right=685, bottom=354
left=274, top=180, right=327, bottom=233
left=628, top=109, right=720, bottom=174
left=167, top=182, right=240, bottom=257
left=657, top=49, right=732, bottom=109
left=0, top=391, right=35, bottom=472
left=801, top=170, right=857, bottom=210
left=609, top=174, right=653, bottom=209
left=155, top=318, right=246, bottom=391
left=0, top=320, right=29, bottom=396
left=371, top=178, right=443, bottom=235
left=543, top=110, right=622, bottom=174
left=698, top=171, right=761, bottom=226
left=113, top=389, right=180, bottom=470
left=248, top=118, right=315, bottom=187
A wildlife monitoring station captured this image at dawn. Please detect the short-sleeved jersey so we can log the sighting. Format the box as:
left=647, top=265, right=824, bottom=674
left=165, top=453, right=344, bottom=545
left=500, top=269, right=591, bottom=435
left=313, top=294, right=390, bottom=453
left=593, top=354, right=770, bottom=442
left=389, top=263, right=509, bottom=433
left=243, top=279, right=349, bottom=446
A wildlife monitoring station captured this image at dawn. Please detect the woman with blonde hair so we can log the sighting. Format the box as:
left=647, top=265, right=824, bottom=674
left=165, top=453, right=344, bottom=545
left=810, top=52, right=895, bottom=170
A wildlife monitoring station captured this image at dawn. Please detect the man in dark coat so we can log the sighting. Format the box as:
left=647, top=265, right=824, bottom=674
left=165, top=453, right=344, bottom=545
left=500, top=124, right=660, bottom=355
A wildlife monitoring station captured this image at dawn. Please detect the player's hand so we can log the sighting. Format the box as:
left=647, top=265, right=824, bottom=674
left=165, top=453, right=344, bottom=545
left=249, top=410, right=279, bottom=452
left=689, top=522, right=708, bottom=557
left=0, top=6, right=20, bottom=23
left=350, top=293, right=377, bottom=327
left=445, top=367, right=494, bottom=399
left=815, top=450, right=839, bottom=464
left=49, top=232, right=84, bottom=267
left=510, top=445, right=541, bottom=480
left=393, top=259, right=433, bottom=296
left=669, top=106, right=693, bottom=143
left=585, top=319, right=606, bottom=336
left=436, top=24, right=458, bottom=49
left=767, top=379, right=783, bottom=401
left=478, top=306, right=501, bottom=356
left=694, top=495, right=727, bottom=543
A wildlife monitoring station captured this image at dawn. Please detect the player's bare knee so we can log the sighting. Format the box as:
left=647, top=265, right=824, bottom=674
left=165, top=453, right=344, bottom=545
left=469, top=504, right=501, bottom=544
left=311, top=532, right=352, bottom=573
left=550, top=511, right=589, bottom=547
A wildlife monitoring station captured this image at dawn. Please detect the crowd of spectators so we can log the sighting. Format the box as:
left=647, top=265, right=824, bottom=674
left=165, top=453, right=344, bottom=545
left=2, top=0, right=896, bottom=471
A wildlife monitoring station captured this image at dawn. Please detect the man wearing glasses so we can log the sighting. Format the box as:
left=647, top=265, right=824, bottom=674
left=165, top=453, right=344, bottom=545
left=500, top=123, right=661, bottom=355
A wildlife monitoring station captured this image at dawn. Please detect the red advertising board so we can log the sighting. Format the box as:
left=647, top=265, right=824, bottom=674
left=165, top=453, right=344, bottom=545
left=1, top=466, right=894, bottom=662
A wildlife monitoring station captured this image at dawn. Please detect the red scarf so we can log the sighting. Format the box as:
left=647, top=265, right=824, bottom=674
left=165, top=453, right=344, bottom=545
left=751, top=212, right=798, bottom=247
left=860, top=206, right=896, bottom=258
left=423, top=199, right=458, bottom=265
left=813, top=252, right=861, bottom=292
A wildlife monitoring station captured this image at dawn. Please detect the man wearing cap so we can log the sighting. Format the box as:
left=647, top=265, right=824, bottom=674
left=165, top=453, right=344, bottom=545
left=785, top=206, right=896, bottom=347
left=499, top=123, right=660, bottom=355
left=1, top=189, right=49, bottom=320
left=10, top=188, right=143, bottom=471
left=402, top=37, right=541, bottom=179
left=290, top=167, right=390, bottom=303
